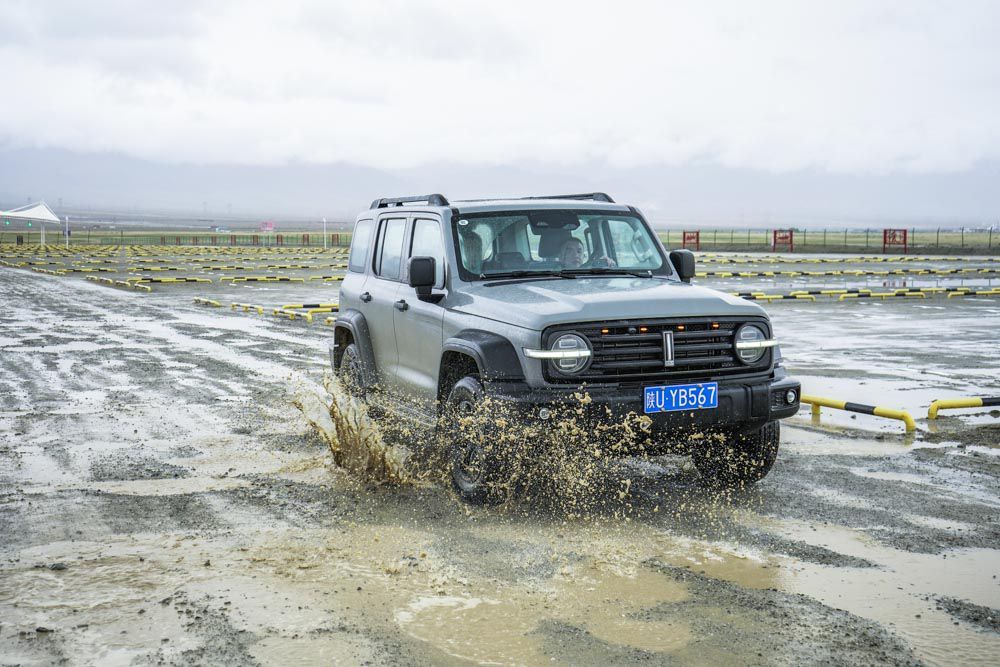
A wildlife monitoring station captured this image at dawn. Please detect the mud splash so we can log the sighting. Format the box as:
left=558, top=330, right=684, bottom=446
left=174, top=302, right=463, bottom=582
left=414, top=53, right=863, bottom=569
left=450, top=391, right=728, bottom=519
left=292, top=376, right=411, bottom=484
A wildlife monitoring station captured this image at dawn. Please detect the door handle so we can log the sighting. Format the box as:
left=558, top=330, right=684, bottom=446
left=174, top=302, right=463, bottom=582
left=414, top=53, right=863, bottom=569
left=394, top=300, right=409, bottom=312
left=360, top=292, right=372, bottom=303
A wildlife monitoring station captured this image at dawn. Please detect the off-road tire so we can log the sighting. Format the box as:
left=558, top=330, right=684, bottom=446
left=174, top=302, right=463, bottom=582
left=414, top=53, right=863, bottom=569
left=445, top=376, right=512, bottom=505
left=338, top=343, right=364, bottom=397
left=691, top=421, right=780, bottom=489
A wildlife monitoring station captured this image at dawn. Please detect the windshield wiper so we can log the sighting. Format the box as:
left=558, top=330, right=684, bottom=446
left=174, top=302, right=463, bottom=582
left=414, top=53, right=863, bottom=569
left=561, top=268, right=654, bottom=278
left=481, top=270, right=577, bottom=281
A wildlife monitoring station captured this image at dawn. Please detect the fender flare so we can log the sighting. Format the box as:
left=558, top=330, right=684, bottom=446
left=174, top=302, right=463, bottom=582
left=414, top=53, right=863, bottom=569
left=333, top=309, right=378, bottom=386
left=442, top=330, right=524, bottom=381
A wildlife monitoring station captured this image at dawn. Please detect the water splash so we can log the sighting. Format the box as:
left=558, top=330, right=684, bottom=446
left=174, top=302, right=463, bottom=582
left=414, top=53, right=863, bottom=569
left=292, top=375, right=411, bottom=484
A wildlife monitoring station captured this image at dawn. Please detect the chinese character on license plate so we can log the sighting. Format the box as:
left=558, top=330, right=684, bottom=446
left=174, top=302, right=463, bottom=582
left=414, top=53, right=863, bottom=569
left=644, top=382, right=719, bottom=414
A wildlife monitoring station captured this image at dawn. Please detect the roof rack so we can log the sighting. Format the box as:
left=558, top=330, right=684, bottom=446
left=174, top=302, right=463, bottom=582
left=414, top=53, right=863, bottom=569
left=518, top=192, right=615, bottom=203
left=370, top=194, right=450, bottom=209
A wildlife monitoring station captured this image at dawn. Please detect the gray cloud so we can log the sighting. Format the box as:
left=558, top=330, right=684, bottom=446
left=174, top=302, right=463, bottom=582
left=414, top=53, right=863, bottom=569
left=1, top=1, right=998, bottom=174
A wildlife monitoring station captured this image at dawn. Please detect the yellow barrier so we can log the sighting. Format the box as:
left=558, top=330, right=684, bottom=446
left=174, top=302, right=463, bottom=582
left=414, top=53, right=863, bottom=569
left=801, top=394, right=916, bottom=433
left=230, top=303, right=265, bottom=314
left=928, top=397, right=1000, bottom=419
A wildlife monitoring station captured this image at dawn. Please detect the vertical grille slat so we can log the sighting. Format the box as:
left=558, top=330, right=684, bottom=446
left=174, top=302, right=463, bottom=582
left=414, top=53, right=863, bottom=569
left=543, top=318, right=771, bottom=383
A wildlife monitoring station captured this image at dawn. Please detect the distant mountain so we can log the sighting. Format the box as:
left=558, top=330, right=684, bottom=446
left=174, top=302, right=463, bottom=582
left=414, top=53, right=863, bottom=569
left=1, top=146, right=997, bottom=227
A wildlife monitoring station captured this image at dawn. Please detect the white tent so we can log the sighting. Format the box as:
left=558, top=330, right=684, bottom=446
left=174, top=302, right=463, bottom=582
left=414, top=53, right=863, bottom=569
left=1, top=201, right=64, bottom=245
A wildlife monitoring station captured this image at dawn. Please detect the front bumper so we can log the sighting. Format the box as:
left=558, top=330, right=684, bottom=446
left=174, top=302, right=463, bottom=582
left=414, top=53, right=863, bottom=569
left=485, top=374, right=800, bottom=436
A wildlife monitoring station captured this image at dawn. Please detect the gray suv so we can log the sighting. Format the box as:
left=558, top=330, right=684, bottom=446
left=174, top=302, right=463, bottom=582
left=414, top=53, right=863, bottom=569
left=330, top=193, right=800, bottom=503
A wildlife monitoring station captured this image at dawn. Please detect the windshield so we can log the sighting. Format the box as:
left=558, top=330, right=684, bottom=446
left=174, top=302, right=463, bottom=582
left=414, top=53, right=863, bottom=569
left=452, top=209, right=670, bottom=281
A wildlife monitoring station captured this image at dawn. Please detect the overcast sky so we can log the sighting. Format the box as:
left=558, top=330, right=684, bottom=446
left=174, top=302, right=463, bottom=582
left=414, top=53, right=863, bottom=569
left=1, top=1, right=998, bottom=221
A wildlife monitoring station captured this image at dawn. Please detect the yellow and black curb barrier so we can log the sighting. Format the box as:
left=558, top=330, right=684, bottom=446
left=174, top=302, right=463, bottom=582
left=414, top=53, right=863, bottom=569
left=131, top=277, right=212, bottom=284
left=928, top=397, right=1000, bottom=419
left=733, top=286, right=999, bottom=302
left=273, top=303, right=340, bottom=323
left=701, top=267, right=999, bottom=279
left=838, top=291, right=926, bottom=300
left=219, top=276, right=306, bottom=283
left=193, top=298, right=222, bottom=307
left=947, top=288, right=1000, bottom=298
left=84, top=275, right=152, bottom=292
left=700, top=255, right=1000, bottom=266
left=231, top=303, right=266, bottom=314
left=801, top=394, right=916, bottom=433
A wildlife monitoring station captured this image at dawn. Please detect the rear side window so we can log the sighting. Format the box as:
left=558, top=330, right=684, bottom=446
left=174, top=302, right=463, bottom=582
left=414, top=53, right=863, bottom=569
left=410, top=218, right=444, bottom=286
left=374, top=218, right=407, bottom=280
left=348, top=219, right=373, bottom=273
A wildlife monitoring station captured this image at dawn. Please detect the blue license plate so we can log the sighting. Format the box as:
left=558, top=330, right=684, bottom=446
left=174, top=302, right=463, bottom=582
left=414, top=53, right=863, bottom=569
left=644, top=382, right=718, bottom=414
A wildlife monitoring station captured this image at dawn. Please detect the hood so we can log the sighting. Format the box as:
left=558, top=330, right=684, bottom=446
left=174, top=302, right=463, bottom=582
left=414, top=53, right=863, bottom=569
left=451, top=277, right=766, bottom=331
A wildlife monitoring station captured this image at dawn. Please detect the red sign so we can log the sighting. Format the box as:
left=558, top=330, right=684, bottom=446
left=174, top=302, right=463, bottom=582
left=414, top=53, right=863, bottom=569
left=258, top=221, right=275, bottom=232
left=772, top=229, right=794, bottom=252
left=682, top=231, right=700, bottom=250
left=883, top=229, right=908, bottom=254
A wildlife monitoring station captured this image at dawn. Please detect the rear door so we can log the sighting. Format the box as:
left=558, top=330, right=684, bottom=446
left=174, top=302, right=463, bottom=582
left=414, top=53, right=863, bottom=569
left=363, top=215, right=407, bottom=389
left=394, top=216, right=446, bottom=411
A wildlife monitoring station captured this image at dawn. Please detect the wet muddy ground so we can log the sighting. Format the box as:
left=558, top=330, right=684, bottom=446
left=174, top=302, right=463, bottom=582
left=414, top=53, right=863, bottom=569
left=1, top=252, right=999, bottom=666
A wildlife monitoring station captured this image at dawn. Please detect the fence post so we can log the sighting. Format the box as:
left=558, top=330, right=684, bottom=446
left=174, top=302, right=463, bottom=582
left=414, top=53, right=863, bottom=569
left=714, top=229, right=718, bottom=245
left=962, top=227, right=965, bottom=247
left=844, top=228, right=848, bottom=247
left=746, top=228, right=751, bottom=245
left=990, top=226, right=993, bottom=249
left=865, top=228, right=869, bottom=249
left=936, top=228, right=940, bottom=247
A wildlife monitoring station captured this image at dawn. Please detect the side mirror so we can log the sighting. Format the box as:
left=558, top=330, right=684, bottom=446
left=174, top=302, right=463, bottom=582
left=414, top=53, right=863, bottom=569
left=669, top=249, right=696, bottom=283
left=408, top=256, right=436, bottom=297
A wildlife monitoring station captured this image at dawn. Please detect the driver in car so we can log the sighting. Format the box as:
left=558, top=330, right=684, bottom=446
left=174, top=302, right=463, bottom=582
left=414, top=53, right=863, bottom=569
left=559, top=238, right=616, bottom=269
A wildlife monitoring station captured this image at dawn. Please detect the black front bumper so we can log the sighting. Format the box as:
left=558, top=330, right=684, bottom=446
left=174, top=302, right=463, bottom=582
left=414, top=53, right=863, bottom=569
left=485, top=373, right=801, bottom=436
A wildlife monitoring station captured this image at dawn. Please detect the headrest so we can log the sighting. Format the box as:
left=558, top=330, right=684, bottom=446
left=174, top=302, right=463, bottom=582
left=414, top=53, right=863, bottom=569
left=538, top=229, right=572, bottom=258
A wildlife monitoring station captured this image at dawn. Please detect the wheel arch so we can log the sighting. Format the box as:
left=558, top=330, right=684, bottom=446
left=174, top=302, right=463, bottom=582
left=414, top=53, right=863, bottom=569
left=333, top=309, right=377, bottom=386
left=437, top=329, right=524, bottom=402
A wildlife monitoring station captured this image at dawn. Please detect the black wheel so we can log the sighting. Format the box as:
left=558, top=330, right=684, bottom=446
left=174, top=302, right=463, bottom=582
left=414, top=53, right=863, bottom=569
left=338, top=343, right=364, bottom=396
left=691, top=421, right=780, bottom=489
left=445, top=376, right=511, bottom=505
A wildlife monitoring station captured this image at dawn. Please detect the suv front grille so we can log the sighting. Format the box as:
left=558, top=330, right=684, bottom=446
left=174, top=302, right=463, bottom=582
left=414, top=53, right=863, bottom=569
left=542, top=317, right=771, bottom=384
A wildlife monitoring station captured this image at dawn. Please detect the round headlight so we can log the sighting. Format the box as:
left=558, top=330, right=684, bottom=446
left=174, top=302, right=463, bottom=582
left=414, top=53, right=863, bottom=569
left=735, top=324, right=767, bottom=364
left=550, top=333, right=591, bottom=374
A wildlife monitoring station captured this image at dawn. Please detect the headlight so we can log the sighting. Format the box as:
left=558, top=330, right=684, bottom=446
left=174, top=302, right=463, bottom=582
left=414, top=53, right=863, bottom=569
left=734, top=324, right=769, bottom=364
left=524, top=333, right=592, bottom=375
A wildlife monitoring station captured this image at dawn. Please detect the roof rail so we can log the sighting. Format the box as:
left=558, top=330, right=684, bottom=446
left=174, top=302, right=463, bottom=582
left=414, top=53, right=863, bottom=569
left=369, top=194, right=450, bottom=209
left=519, top=192, right=615, bottom=203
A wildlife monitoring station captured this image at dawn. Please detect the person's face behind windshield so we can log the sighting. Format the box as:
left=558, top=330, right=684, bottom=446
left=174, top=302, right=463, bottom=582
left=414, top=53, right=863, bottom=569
left=559, top=238, right=585, bottom=268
